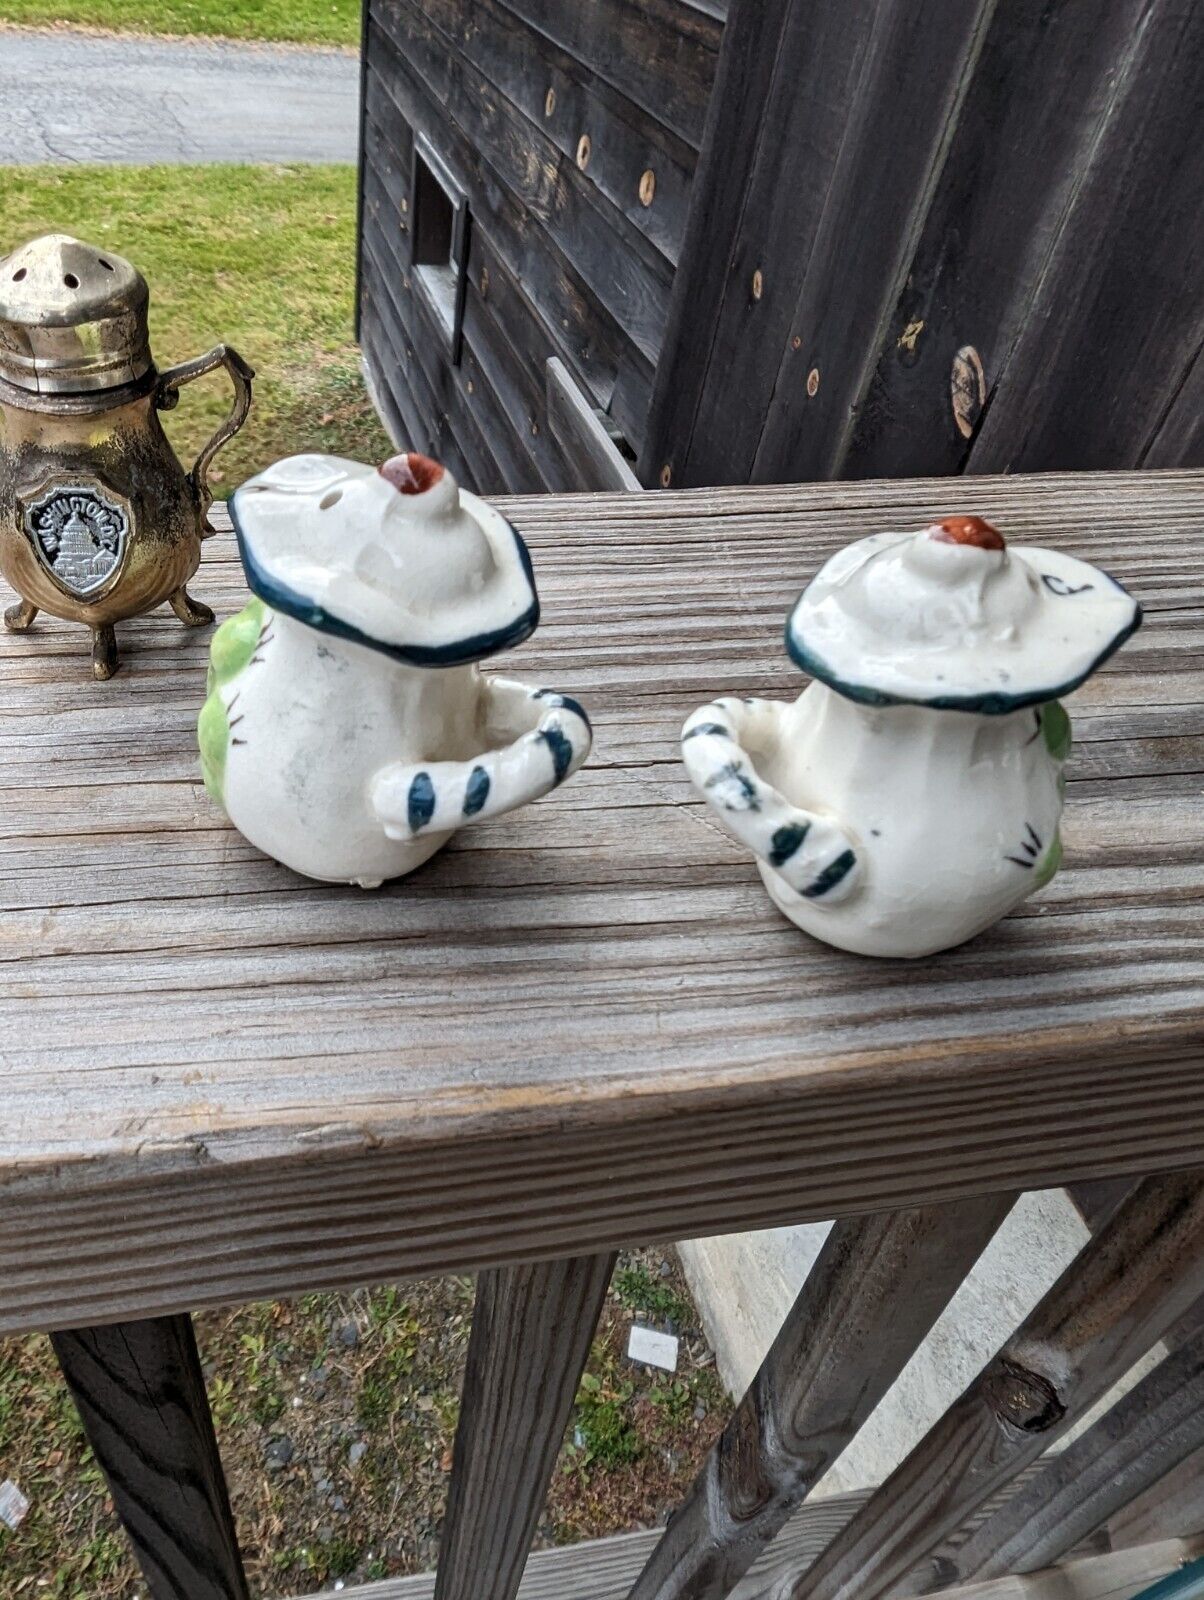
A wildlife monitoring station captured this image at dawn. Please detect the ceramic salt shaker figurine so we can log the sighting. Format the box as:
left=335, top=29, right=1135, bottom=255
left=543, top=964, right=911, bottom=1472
left=682, top=515, right=1141, bottom=958
left=199, top=451, right=591, bottom=886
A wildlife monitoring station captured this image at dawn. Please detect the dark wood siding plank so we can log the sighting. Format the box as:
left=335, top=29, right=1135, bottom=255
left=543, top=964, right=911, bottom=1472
left=749, top=0, right=997, bottom=486
left=363, top=201, right=515, bottom=492
left=1143, top=341, right=1204, bottom=469
left=838, top=0, right=1160, bottom=481
left=966, top=0, right=1204, bottom=474
left=51, top=1315, right=249, bottom=1600
left=365, top=45, right=628, bottom=413
left=496, top=0, right=722, bottom=148
left=461, top=286, right=581, bottom=494
left=372, top=0, right=672, bottom=369
left=635, top=0, right=792, bottom=489
left=407, top=0, right=697, bottom=268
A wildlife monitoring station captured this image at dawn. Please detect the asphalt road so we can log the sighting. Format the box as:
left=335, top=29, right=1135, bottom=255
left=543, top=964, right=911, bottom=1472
left=0, top=29, right=360, bottom=164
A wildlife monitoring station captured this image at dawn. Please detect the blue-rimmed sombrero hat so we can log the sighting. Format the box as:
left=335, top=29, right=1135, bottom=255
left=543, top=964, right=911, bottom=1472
left=786, top=515, right=1142, bottom=714
left=229, top=451, right=538, bottom=668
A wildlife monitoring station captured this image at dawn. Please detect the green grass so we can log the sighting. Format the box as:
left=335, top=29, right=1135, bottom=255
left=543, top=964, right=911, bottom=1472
left=0, top=165, right=391, bottom=490
left=0, top=0, right=360, bottom=47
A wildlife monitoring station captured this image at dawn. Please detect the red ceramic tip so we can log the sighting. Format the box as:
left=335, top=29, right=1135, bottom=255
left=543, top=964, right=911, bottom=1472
left=379, top=451, right=445, bottom=495
left=930, top=514, right=1006, bottom=551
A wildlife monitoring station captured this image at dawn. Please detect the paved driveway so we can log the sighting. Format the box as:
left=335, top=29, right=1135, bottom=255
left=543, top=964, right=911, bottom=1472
left=0, top=29, right=360, bottom=163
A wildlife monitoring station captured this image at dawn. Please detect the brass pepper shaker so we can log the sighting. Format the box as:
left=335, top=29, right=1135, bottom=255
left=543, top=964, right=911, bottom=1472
left=0, top=233, right=254, bottom=678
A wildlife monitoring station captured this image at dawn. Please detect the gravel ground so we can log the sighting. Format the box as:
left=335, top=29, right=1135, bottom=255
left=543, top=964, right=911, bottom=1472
left=0, top=1249, right=726, bottom=1597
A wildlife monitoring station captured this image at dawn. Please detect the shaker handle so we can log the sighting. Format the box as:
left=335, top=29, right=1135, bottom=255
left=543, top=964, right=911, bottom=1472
left=157, top=344, right=255, bottom=534
left=682, top=697, right=862, bottom=903
left=369, top=678, right=591, bottom=841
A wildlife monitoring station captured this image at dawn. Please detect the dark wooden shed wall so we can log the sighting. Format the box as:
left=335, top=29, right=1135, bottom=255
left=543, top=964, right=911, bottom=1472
left=358, top=0, right=725, bottom=495
left=641, top=0, right=1204, bottom=489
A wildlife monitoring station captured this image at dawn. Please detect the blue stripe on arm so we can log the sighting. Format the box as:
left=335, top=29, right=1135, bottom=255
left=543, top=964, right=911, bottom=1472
left=407, top=771, right=436, bottom=832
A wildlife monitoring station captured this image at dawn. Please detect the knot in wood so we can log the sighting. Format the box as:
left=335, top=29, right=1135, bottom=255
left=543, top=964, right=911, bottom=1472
left=984, top=1361, right=1065, bottom=1433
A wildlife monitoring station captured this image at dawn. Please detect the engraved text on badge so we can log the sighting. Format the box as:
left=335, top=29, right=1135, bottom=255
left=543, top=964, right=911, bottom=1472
left=23, top=483, right=129, bottom=598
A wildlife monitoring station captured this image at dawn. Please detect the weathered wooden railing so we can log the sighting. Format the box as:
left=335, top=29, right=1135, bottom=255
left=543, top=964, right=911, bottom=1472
left=2, top=470, right=1203, bottom=1600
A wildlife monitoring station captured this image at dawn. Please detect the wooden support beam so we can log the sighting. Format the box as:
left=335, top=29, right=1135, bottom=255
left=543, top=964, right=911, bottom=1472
left=50, top=1314, right=248, bottom=1600
left=913, top=1317, right=1204, bottom=1588
left=1112, top=1450, right=1204, bottom=1550
left=433, top=1251, right=616, bottom=1600
left=742, top=1172, right=1204, bottom=1600
left=625, top=1194, right=1014, bottom=1600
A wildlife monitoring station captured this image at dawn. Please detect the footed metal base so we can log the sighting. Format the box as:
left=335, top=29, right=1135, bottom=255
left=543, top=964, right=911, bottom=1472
left=91, top=623, right=119, bottom=680
left=169, top=585, right=215, bottom=627
left=4, top=599, right=38, bottom=632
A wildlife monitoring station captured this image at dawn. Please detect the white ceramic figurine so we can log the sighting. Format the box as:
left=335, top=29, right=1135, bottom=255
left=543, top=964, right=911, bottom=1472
left=682, top=515, right=1141, bottom=958
left=199, top=451, right=591, bottom=886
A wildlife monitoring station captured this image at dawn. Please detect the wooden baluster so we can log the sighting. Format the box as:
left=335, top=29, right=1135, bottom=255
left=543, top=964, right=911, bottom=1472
left=625, top=1194, right=1015, bottom=1600
left=912, top=1316, right=1204, bottom=1587
left=434, top=1251, right=616, bottom=1600
left=51, top=1314, right=248, bottom=1600
left=741, top=1171, right=1204, bottom=1600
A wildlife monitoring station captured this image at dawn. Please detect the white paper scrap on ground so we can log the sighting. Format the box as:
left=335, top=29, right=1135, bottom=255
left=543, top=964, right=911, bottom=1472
left=0, top=1479, right=30, bottom=1530
left=627, top=1324, right=679, bottom=1372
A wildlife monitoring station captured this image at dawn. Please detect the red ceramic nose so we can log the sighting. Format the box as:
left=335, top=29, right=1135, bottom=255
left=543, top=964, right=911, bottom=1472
left=930, top=514, right=1006, bottom=551
left=379, top=451, right=445, bottom=495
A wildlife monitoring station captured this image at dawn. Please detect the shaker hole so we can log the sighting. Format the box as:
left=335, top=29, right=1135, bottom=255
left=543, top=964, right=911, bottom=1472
left=63, top=273, right=80, bottom=289
left=319, top=490, right=343, bottom=510
left=98, top=258, right=114, bottom=271
left=11, top=268, right=26, bottom=281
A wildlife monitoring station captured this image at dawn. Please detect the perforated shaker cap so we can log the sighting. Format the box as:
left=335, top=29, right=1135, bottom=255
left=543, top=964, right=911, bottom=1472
left=0, top=234, right=152, bottom=395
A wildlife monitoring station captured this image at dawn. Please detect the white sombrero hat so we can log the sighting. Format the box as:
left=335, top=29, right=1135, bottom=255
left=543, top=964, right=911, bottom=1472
left=230, top=452, right=538, bottom=666
left=786, top=514, right=1142, bottom=713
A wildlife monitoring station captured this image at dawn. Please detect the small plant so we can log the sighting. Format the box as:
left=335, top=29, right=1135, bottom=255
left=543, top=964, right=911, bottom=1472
left=613, top=1264, right=692, bottom=1327
left=571, top=1369, right=641, bottom=1470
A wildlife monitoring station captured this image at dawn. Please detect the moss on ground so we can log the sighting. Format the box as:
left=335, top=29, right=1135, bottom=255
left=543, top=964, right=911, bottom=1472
left=0, top=164, right=391, bottom=492
left=0, top=1252, right=725, bottom=1597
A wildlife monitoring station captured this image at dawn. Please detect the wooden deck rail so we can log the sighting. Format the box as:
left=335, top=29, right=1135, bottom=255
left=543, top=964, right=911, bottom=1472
left=2, top=470, right=1202, bottom=1600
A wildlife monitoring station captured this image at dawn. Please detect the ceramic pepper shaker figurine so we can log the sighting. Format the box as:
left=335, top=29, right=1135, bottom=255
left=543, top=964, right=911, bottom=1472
left=199, top=451, right=591, bottom=886
left=0, top=234, right=253, bottom=678
left=682, top=515, right=1141, bottom=958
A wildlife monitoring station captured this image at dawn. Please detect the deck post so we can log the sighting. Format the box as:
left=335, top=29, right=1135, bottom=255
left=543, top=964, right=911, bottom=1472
left=744, top=1171, right=1204, bottom=1600
left=433, top=1251, right=616, bottom=1600
left=626, top=1195, right=1014, bottom=1600
left=50, top=1313, right=248, bottom=1600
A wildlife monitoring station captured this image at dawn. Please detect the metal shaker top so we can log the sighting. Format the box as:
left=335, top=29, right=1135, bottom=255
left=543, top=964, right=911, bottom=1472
left=0, top=234, right=153, bottom=396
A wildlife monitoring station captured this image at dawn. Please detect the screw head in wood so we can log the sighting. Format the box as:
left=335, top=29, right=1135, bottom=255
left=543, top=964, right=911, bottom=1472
left=576, top=134, right=592, bottom=170
left=806, top=367, right=820, bottom=397
left=660, top=463, right=672, bottom=488
left=792, top=335, right=802, bottom=351
left=400, top=197, right=408, bottom=214
left=951, top=345, right=987, bottom=440
left=545, top=87, right=556, bottom=117
left=639, top=169, right=656, bottom=207
left=480, top=268, right=489, bottom=298
left=751, top=268, right=764, bottom=301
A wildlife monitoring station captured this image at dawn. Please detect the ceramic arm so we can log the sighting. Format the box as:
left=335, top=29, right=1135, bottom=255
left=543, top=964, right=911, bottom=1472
left=682, top=698, right=862, bottom=903
left=369, top=678, right=592, bottom=840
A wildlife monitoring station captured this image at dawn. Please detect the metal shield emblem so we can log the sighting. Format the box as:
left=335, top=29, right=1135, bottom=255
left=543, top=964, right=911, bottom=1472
left=22, top=481, right=130, bottom=599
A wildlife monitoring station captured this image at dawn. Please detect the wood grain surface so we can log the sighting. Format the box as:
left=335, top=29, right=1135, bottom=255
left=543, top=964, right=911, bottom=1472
left=1, top=471, right=1202, bottom=1334
left=295, top=1536, right=1203, bottom=1600
left=924, top=1318, right=1204, bottom=1585
left=750, top=1173, right=1204, bottom=1600
left=433, top=1253, right=615, bottom=1600
left=50, top=1314, right=248, bottom=1600
left=625, top=1196, right=1014, bottom=1600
